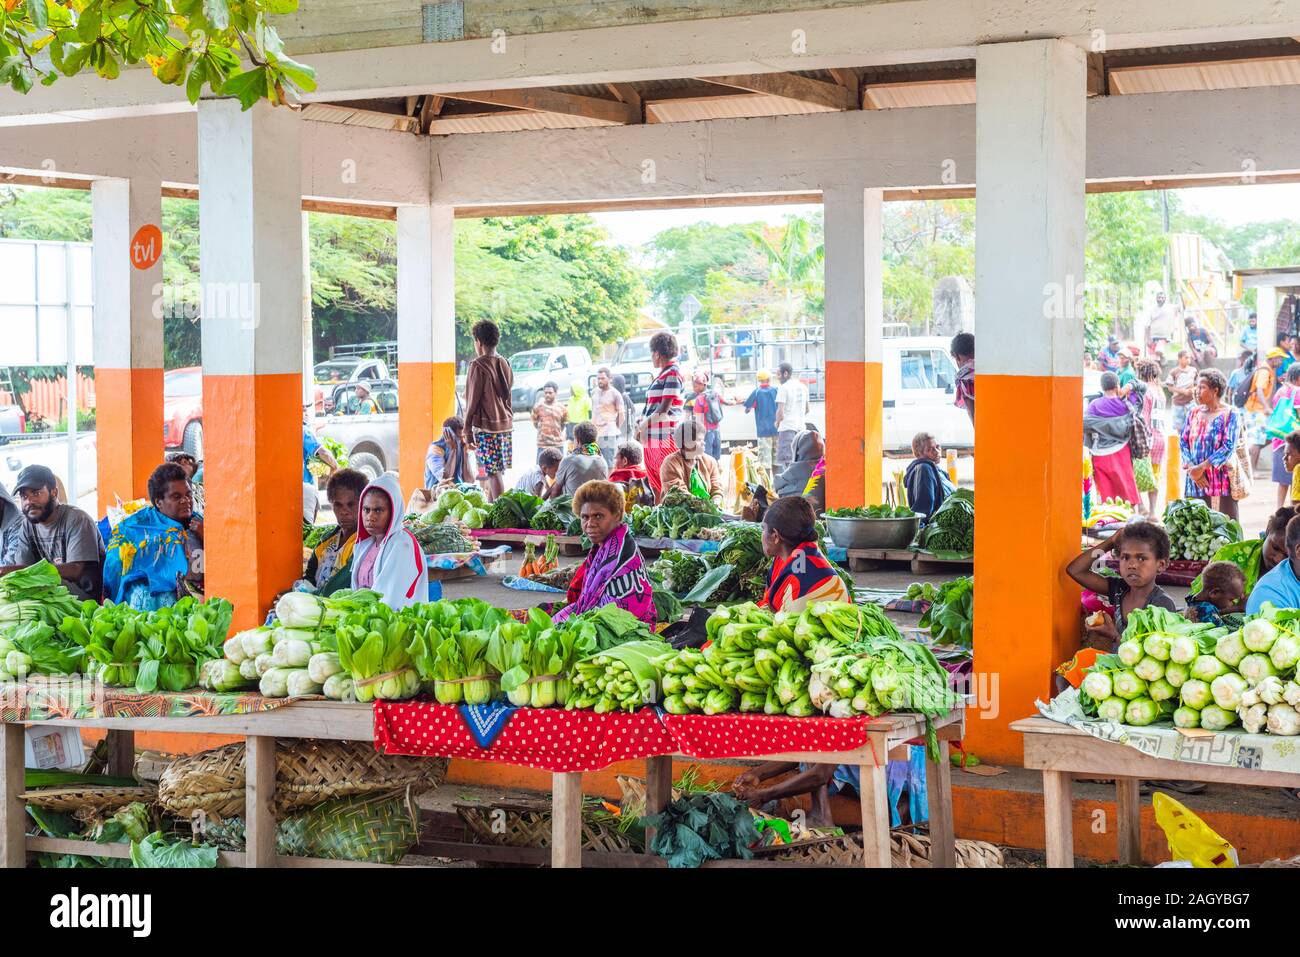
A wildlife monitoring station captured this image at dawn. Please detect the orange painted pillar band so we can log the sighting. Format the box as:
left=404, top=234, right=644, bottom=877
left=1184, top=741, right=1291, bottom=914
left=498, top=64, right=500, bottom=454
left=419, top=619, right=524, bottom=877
left=95, top=366, right=164, bottom=515
left=398, top=360, right=457, bottom=489
left=967, top=374, right=1082, bottom=764
left=825, top=360, right=882, bottom=509
left=203, top=373, right=304, bottom=631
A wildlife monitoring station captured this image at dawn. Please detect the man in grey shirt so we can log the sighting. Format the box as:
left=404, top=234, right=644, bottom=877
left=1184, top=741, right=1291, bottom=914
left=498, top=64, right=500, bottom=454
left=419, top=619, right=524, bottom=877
left=0, top=465, right=104, bottom=601
left=545, top=422, right=609, bottom=499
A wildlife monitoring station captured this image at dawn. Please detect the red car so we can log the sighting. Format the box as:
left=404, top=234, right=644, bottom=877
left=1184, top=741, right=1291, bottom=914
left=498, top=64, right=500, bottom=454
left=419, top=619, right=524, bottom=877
left=163, top=366, right=203, bottom=460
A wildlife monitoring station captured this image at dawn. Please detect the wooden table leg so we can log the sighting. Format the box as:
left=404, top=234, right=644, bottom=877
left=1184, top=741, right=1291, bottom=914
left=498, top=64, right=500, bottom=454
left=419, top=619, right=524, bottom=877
left=643, top=755, right=673, bottom=852
left=245, top=736, right=276, bottom=868
left=858, top=758, right=892, bottom=868
left=1043, top=770, right=1074, bottom=868
left=925, top=738, right=956, bottom=868
left=552, top=772, right=583, bottom=869
left=1, top=724, right=24, bottom=868
left=1115, top=776, right=1141, bottom=865
left=105, top=729, right=135, bottom=778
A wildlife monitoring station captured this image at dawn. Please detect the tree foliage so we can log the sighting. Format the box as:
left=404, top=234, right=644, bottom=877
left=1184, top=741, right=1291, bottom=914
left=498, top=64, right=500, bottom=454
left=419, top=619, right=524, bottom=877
left=1, top=0, right=314, bottom=108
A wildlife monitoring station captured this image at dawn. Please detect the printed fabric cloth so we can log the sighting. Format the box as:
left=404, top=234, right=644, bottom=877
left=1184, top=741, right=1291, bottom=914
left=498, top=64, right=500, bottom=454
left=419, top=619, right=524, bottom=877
left=102, top=506, right=196, bottom=606
left=371, top=703, right=887, bottom=772
left=643, top=362, right=685, bottom=445
left=1, top=677, right=290, bottom=722
left=759, top=541, right=851, bottom=613
left=532, top=402, right=567, bottom=451
left=551, top=523, right=655, bottom=625
left=954, top=360, right=974, bottom=410
left=1180, top=405, right=1239, bottom=499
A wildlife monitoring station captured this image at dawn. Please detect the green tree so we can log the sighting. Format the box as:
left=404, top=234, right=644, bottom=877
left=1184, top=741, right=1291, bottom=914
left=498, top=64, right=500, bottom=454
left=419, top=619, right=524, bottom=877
left=1083, top=192, right=1167, bottom=353
left=751, top=212, right=824, bottom=323
left=646, top=222, right=760, bottom=325
left=2, top=0, right=314, bottom=108
left=881, top=199, right=975, bottom=329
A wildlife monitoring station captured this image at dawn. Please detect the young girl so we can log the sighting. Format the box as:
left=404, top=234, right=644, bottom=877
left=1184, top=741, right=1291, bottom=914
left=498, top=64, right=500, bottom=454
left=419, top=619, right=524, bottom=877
left=1066, top=521, right=1176, bottom=650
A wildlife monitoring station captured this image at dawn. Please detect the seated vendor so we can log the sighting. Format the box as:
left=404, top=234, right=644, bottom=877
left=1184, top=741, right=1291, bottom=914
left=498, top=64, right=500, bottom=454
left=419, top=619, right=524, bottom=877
left=903, top=432, right=955, bottom=522
left=351, top=473, right=426, bottom=610
left=1246, top=513, right=1300, bottom=614
left=305, top=468, right=367, bottom=595
left=758, top=496, right=850, bottom=612
left=515, top=448, right=562, bottom=498
left=102, top=462, right=203, bottom=609
left=546, top=422, right=609, bottom=499
left=774, top=429, right=826, bottom=515
left=550, top=480, right=655, bottom=626
left=1065, top=521, right=1175, bottom=651
left=608, top=441, right=655, bottom=508
left=425, top=416, right=474, bottom=489
left=1185, top=560, right=1246, bottom=626
left=658, top=419, right=724, bottom=507
left=0, top=465, right=105, bottom=601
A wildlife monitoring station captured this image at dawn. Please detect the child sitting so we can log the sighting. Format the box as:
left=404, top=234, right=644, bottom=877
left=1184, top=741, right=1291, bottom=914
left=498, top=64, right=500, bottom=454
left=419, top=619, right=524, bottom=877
left=1066, top=521, right=1176, bottom=651
left=1185, top=560, right=1246, bottom=626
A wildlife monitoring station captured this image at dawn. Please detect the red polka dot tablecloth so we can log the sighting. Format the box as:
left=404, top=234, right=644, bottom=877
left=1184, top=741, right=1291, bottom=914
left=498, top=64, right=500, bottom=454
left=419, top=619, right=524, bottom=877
left=659, top=712, right=874, bottom=761
left=372, top=703, right=884, bottom=772
left=373, top=702, right=677, bottom=772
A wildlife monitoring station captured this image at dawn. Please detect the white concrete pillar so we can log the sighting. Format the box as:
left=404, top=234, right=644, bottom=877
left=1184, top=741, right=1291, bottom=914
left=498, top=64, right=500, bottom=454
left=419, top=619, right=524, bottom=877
left=92, top=175, right=163, bottom=514
left=971, top=38, right=1087, bottom=764
left=396, top=204, right=457, bottom=489
left=197, top=99, right=304, bottom=628
left=822, top=186, right=884, bottom=506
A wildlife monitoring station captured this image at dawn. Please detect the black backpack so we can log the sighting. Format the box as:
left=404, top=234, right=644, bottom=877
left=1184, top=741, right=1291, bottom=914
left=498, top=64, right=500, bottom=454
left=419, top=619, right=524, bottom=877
left=1231, top=360, right=1255, bottom=408
left=703, top=389, right=724, bottom=426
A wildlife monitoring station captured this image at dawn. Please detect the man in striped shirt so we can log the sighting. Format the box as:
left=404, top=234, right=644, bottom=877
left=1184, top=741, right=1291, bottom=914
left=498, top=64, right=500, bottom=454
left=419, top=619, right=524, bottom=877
left=637, top=331, right=686, bottom=496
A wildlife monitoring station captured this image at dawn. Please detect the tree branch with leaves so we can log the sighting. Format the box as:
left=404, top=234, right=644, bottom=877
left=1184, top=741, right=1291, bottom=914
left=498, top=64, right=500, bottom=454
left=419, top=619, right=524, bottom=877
left=0, top=0, right=315, bottom=108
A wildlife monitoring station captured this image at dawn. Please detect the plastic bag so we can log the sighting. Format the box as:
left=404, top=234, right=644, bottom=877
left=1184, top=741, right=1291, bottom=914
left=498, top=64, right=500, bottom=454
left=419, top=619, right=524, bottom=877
left=1153, top=791, right=1237, bottom=868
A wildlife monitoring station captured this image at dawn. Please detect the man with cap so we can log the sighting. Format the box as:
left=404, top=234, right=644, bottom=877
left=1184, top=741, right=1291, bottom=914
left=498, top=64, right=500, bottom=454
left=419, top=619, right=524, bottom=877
left=0, top=465, right=104, bottom=601
left=1099, top=336, right=1124, bottom=373
left=743, top=371, right=780, bottom=472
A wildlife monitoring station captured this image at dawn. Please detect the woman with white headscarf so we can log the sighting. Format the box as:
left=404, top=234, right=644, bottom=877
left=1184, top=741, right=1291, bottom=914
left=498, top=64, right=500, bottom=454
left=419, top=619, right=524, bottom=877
left=350, top=473, right=426, bottom=609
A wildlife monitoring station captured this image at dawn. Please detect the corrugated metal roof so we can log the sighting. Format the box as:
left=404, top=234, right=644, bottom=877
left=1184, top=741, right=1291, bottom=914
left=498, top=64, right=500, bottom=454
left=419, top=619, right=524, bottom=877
left=1110, top=56, right=1300, bottom=94
left=864, top=78, right=976, bottom=109
left=301, top=103, right=417, bottom=132
left=647, top=93, right=837, bottom=123
left=428, top=111, right=615, bottom=135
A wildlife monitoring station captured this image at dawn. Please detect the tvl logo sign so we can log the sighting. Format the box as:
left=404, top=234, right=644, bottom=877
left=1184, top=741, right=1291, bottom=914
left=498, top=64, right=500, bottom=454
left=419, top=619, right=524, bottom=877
left=130, top=224, right=162, bottom=270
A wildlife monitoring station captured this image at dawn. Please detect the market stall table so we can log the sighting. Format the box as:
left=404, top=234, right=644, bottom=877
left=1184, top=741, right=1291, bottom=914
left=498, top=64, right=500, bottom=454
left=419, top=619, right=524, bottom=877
left=1011, top=716, right=1300, bottom=868
left=3, top=699, right=966, bottom=869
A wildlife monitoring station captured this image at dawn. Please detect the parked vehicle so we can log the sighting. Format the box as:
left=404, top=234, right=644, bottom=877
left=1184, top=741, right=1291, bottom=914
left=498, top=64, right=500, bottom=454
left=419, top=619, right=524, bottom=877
left=0, top=403, right=24, bottom=442
left=597, top=335, right=700, bottom=406
left=314, top=356, right=391, bottom=413
left=163, top=366, right=204, bottom=460
left=509, top=346, right=593, bottom=412
left=314, top=379, right=462, bottom=483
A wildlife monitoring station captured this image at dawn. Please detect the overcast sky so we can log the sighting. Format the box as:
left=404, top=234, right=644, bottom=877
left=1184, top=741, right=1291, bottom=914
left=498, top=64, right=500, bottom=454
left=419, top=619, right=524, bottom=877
left=591, top=183, right=1300, bottom=251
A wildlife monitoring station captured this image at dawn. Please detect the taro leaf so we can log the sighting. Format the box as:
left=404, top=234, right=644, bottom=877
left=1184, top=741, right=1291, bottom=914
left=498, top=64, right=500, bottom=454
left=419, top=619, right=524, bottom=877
left=681, top=564, right=734, bottom=605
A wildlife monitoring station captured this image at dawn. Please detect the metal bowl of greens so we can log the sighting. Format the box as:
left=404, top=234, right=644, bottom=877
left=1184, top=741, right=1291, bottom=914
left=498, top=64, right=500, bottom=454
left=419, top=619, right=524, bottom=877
left=822, top=506, right=919, bottom=550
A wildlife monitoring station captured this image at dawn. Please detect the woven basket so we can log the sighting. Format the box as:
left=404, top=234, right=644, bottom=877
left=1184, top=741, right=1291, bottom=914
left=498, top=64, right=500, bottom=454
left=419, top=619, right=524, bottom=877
left=21, top=784, right=157, bottom=814
left=157, top=739, right=448, bottom=818
left=755, top=828, right=1003, bottom=868
left=1246, top=854, right=1300, bottom=868
left=455, top=799, right=635, bottom=854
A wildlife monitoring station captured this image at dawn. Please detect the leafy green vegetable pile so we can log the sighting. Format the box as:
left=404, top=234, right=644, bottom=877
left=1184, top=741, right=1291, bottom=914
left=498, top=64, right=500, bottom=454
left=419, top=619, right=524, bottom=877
left=650, top=550, right=709, bottom=594
left=908, top=576, right=973, bottom=648
left=302, top=522, right=339, bottom=550
left=486, top=490, right=545, bottom=530
left=530, top=495, right=579, bottom=533
left=406, top=516, right=475, bottom=554
left=424, top=487, right=491, bottom=530
left=1162, top=499, right=1242, bottom=561
left=826, top=505, right=915, bottom=519
left=644, top=792, right=761, bottom=868
left=0, top=560, right=84, bottom=633
left=1081, top=603, right=1300, bottom=735
left=629, top=489, right=727, bottom=540
left=916, top=489, right=974, bottom=553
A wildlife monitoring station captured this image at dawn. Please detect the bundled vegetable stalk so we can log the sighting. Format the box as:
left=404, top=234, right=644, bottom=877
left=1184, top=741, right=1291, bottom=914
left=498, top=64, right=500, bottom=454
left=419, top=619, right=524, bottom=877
left=407, top=600, right=501, bottom=705
left=0, top=560, right=85, bottom=635
left=0, top=620, right=83, bottom=680
left=1162, top=499, right=1242, bottom=561
left=132, top=597, right=234, bottom=693
left=1081, top=603, right=1300, bottom=735
left=407, top=518, right=475, bottom=555
left=808, top=635, right=961, bottom=755
left=334, top=605, right=420, bottom=702
left=566, top=640, right=672, bottom=712
left=562, top=604, right=653, bottom=652
left=58, top=601, right=139, bottom=686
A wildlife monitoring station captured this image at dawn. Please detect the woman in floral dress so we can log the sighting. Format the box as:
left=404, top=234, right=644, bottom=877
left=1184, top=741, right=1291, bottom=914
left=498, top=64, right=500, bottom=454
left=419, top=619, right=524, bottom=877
left=1180, top=369, right=1240, bottom=521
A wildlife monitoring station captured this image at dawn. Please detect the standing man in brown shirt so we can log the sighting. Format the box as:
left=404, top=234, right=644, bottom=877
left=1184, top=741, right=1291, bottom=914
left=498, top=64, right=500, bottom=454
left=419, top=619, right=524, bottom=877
left=462, top=320, right=514, bottom=502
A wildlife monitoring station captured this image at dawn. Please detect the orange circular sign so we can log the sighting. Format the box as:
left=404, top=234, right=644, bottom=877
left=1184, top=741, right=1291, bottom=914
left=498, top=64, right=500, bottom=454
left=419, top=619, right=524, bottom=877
left=130, top=224, right=162, bottom=270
